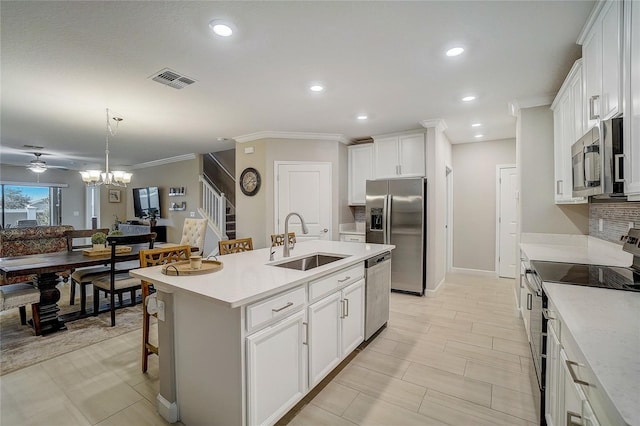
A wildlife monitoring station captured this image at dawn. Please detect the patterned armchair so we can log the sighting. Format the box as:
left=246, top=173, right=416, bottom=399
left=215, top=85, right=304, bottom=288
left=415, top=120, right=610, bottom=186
left=0, top=225, right=74, bottom=284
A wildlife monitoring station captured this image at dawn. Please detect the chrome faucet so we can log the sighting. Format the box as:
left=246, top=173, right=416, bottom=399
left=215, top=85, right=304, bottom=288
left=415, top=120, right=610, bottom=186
left=283, top=212, right=309, bottom=257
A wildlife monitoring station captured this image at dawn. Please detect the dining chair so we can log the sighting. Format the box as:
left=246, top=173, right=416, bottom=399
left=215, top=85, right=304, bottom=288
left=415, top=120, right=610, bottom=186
left=270, top=232, right=296, bottom=247
left=92, top=233, right=156, bottom=326
left=218, top=237, right=253, bottom=255
left=179, top=218, right=208, bottom=255
left=138, top=244, right=191, bottom=372
left=65, top=228, right=110, bottom=312
left=0, top=283, right=41, bottom=335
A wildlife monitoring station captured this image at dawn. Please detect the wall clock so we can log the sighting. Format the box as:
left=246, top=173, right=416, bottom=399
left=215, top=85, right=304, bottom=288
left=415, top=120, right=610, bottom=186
left=240, top=167, right=261, bottom=196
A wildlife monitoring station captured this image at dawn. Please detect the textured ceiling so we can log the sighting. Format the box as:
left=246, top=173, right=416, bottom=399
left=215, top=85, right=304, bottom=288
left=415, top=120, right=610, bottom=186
left=0, top=1, right=594, bottom=172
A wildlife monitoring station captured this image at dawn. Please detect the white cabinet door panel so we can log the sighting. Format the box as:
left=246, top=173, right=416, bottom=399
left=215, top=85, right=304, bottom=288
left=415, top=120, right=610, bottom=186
left=246, top=310, right=307, bottom=426
left=583, top=24, right=602, bottom=129
left=341, top=279, right=365, bottom=355
left=625, top=0, right=640, bottom=195
left=373, top=137, right=399, bottom=179
left=398, top=134, right=425, bottom=177
left=348, top=144, right=374, bottom=205
left=308, top=292, right=341, bottom=388
left=600, top=0, right=622, bottom=119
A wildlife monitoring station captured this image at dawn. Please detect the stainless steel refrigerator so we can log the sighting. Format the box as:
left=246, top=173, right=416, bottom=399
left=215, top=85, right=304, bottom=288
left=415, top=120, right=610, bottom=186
left=366, top=178, right=426, bottom=295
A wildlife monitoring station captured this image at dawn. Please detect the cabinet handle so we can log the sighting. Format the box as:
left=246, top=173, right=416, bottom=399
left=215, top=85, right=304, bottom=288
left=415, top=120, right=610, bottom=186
left=614, top=154, right=624, bottom=183
left=589, top=95, right=600, bottom=120
left=345, top=298, right=349, bottom=317
left=566, top=411, right=582, bottom=426
left=556, top=180, right=563, bottom=195
left=338, top=276, right=351, bottom=283
left=303, top=321, right=308, bottom=345
left=565, top=360, right=590, bottom=386
left=542, top=308, right=556, bottom=320
left=340, top=300, right=346, bottom=319
left=527, top=293, right=532, bottom=311
left=272, top=302, right=293, bottom=313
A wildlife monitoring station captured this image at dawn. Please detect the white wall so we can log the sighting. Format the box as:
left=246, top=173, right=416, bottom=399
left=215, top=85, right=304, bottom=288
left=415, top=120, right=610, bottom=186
left=517, top=105, right=589, bottom=234
left=425, top=124, right=452, bottom=293
left=452, top=138, right=516, bottom=272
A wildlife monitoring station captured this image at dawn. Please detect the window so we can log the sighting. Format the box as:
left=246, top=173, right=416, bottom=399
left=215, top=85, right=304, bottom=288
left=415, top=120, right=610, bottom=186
left=1, top=184, right=62, bottom=228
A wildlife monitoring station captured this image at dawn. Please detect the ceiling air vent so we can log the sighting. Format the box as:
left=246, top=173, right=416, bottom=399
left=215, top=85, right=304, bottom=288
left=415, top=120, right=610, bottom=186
left=150, top=68, right=196, bottom=90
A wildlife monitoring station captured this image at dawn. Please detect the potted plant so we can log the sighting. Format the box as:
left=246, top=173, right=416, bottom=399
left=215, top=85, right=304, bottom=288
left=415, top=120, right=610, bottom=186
left=108, top=230, right=124, bottom=236
left=147, top=208, right=159, bottom=227
left=91, top=231, right=107, bottom=250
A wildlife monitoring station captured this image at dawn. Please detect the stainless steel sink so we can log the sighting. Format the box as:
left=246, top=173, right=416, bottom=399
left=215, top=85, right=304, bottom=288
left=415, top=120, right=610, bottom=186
left=271, top=254, right=346, bottom=271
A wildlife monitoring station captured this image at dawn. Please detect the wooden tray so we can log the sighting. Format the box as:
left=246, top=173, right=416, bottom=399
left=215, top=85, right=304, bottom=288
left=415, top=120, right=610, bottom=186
left=162, top=260, right=223, bottom=276
left=83, top=246, right=132, bottom=256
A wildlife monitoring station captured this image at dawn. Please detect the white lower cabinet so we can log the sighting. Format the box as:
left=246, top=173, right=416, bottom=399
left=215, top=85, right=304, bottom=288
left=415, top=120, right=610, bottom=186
left=545, top=324, right=562, bottom=426
left=560, top=349, right=600, bottom=426
left=308, top=279, right=365, bottom=388
left=246, top=310, right=307, bottom=426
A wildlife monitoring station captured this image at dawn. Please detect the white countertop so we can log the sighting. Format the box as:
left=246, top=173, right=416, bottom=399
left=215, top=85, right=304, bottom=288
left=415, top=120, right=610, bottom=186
left=338, top=223, right=365, bottom=235
left=520, top=234, right=632, bottom=267
left=130, top=240, right=394, bottom=308
left=543, top=283, right=640, bottom=425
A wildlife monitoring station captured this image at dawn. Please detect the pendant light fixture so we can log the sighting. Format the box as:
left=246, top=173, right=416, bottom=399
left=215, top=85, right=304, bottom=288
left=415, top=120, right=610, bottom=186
left=27, top=153, right=48, bottom=174
left=79, top=108, right=132, bottom=187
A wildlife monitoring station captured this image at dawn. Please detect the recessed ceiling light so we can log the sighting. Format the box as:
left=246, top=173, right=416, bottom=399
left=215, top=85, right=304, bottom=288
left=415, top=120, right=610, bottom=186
left=462, top=96, right=476, bottom=102
left=471, top=123, right=482, bottom=127
left=309, top=84, right=324, bottom=92
left=474, top=134, right=484, bottom=138
left=209, top=20, right=234, bottom=37
left=357, top=115, right=368, bottom=120
left=446, top=47, right=464, bottom=57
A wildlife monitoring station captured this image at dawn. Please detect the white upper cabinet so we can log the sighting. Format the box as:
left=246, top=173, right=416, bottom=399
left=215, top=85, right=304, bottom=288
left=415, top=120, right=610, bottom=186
left=373, top=132, right=426, bottom=179
left=551, top=59, right=587, bottom=204
left=581, top=0, right=623, bottom=129
left=348, top=144, right=374, bottom=205
left=624, top=0, right=640, bottom=196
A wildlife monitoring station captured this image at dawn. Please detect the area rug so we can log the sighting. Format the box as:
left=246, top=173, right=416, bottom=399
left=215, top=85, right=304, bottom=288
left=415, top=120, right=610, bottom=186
left=0, top=282, right=143, bottom=376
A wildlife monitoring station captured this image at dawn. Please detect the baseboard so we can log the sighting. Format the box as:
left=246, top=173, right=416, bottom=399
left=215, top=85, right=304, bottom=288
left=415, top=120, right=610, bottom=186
left=157, top=394, right=179, bottom=423
left=425, top=276, right=446, bottom=297
left=449, top=267, right=497, bottom=277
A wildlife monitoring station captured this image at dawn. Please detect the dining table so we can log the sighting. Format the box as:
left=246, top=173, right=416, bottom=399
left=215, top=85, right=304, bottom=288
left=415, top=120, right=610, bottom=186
left=0, top=243, right=182, bottom=335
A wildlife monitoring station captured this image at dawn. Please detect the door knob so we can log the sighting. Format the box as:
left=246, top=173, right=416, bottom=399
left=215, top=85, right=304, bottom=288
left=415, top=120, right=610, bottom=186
left=322, top=228, right=328, bottom=233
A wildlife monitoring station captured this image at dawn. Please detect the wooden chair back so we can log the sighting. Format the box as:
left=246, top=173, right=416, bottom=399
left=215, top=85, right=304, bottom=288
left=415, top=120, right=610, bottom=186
left=65, top=228, right=109, bottom=251
left=106, top=233, right=157, bottom=271
left=270, top=232, right=296, bottom=247
left=218, top=237, right=253, bottom=255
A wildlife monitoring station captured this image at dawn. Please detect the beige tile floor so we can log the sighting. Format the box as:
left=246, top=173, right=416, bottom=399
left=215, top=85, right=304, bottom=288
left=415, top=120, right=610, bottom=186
left=0, top=272, right=537, bottom=426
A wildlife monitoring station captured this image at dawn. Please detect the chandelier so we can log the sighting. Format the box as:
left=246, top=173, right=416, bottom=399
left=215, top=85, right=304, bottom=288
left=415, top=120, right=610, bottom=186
left=79, top=108, right=132, bottom=187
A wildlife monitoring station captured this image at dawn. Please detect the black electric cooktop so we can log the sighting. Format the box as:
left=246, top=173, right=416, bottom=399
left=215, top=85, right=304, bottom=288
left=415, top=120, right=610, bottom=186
left=530, top=260, right=640, bottom=292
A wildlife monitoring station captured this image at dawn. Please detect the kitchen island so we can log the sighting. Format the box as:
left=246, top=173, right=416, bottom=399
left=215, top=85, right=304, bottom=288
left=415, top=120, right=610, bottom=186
left=130, top=240, right=394, bottom=426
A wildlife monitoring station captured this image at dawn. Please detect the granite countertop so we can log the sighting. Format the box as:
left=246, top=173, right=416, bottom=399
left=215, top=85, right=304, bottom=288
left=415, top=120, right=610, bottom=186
left=543, top=283, right=640, bottom=425
left=130, top=240, right=394, bottom=308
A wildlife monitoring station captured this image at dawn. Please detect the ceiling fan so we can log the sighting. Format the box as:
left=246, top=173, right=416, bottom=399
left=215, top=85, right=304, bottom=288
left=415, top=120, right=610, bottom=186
left=27, top=152, right=47, bottom=173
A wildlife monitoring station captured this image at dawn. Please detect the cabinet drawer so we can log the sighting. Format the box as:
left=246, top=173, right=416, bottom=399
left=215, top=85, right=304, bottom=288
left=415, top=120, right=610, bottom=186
left=246, top=286, right=306, bottom=333
left=339, top=234, right=365, bottom=243
left=309, top=264, right=364, bottom=303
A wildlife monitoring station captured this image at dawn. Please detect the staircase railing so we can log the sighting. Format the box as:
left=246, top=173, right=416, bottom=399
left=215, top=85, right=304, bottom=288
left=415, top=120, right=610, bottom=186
left=199, top=175, right=226, bottom=239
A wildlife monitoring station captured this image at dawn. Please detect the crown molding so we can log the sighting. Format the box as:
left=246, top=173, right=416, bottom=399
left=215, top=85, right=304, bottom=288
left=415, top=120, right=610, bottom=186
left=577, top=0, right=605, bottom=45
left=508, top=94, right=555, bottom=116
left=234, top=131, right=350, bottom=144
left=419, top=119, right=448, bottom=133
left=132, top=153, right=198, bottom=169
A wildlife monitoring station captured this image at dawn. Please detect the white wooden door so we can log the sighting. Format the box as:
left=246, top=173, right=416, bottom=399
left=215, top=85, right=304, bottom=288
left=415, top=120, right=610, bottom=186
left=276, top=162, right=332, bottom=240
left=340, top=279, right=365, bottom=355
left=498, top=167, right=518, bottom=278
left=308, top=292, right=341, bottom=388
left=246, top=310, right=307, bottom=426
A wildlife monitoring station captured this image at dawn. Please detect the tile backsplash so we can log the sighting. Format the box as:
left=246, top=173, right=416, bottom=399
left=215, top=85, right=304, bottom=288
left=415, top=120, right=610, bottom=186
left=589, top=202, right=640, bottom=244
left=354, top=206, right=365, bottom=223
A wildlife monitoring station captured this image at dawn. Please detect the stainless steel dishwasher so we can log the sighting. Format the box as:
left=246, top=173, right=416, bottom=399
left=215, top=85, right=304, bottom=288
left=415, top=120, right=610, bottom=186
left=364, top=251, right=392, bottom=340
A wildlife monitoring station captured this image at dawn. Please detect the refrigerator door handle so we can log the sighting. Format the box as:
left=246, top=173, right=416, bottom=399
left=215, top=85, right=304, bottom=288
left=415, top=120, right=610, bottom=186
left=386, top=195, right=393, bottom=243
left=382, top=194, right=388, bottom=244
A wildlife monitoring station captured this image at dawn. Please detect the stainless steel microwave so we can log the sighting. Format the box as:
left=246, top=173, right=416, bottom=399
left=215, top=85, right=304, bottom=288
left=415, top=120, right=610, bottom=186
left=572, top=118, right=624, bottom=197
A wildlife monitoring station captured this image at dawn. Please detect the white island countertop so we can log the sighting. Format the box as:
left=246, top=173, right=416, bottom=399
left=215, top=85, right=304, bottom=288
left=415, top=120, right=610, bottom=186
left=543, top=282, right=640, bottom=425
left=130, top=240, right=394, bottom=308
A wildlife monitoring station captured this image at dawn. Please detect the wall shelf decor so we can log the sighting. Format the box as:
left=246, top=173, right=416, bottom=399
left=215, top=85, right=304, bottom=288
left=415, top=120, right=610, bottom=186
left=169, top=201, right=187, bottom=211
left=169, top=187, right=186, bottom=196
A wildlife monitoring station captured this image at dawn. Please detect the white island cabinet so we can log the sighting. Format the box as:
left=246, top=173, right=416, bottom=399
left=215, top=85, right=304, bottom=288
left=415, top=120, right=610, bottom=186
left=130, top=240, right=393, bottom=426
